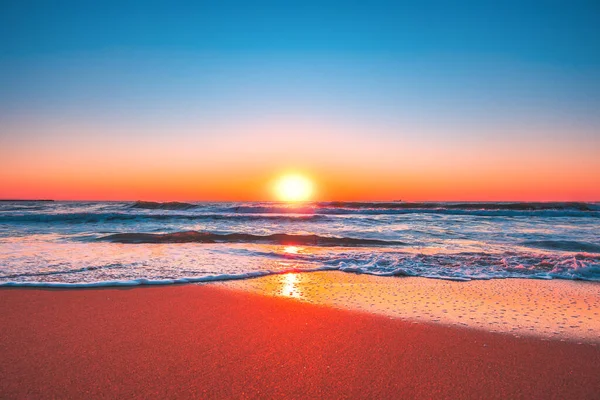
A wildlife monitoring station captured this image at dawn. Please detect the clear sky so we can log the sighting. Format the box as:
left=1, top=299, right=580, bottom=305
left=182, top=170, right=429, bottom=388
left=1, top=1, right=599, bottom=201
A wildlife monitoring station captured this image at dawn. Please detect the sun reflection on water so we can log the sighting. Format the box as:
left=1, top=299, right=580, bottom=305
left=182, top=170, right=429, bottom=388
left=284, top=246, right=300, bottom=254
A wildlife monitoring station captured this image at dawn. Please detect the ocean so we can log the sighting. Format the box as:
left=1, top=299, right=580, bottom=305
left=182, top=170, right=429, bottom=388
left=0, top=200, right=599, bottom=287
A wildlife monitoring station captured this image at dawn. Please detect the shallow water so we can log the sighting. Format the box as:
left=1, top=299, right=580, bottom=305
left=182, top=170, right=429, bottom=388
left=0, top=200, right=599, bottom=286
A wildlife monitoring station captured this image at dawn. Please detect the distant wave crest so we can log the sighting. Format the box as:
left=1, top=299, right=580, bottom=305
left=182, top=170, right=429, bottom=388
left=321, top=201, right=597, bottom=211
left=99, top=231, right=406, bottom=247
left=225, top=202, right=599, bottom=217
left=131, top=201, right=198, bottom=210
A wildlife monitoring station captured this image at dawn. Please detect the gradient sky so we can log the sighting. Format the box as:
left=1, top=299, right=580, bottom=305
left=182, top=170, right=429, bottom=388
left=1, top=1, right=599, bottom=201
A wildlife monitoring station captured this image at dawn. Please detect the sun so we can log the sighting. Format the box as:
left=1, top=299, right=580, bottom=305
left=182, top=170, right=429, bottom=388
left=275, top=174, right=314, bottom=202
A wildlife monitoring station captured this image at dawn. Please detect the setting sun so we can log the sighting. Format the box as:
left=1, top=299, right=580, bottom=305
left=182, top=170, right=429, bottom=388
left=274, top=174, right=314, bottom=202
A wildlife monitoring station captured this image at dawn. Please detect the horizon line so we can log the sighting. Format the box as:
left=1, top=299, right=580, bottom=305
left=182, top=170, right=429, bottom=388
left=1, top=199, right=598, bottom=203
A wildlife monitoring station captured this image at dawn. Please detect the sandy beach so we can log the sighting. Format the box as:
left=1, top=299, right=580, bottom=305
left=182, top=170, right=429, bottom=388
left=1, top=281, right=599, bottom=399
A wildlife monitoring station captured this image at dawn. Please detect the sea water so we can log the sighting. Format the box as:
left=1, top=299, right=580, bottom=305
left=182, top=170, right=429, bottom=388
left=0, top=201, right=599, bottom=287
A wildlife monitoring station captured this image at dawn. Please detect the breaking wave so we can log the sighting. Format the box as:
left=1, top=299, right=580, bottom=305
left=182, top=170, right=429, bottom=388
left=99, top=231, right=406, bottom=246
left=0, top=212, right=327, bottom=224
left=1, top=250, right=598, bottom=288
left=0, top=268, right=337, bottom=288
left=130, top=201, right=198, bottom=210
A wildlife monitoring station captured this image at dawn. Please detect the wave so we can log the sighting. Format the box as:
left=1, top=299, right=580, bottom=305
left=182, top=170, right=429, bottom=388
left=2, top=202, right=598, bottom=224
left=99, top=231, right=406, bottom=246
left=0, top=205, right=48, bottom=212
left=2, top=250, right=599, bottom=288
left=0, top=263, right=125, bottom=280
left=520, top=240, right=600, bottom=253
left=131, top=201, right=197, bottom=210
left=0, top=266, right=340, bottom=288
left=2, top=209, right=595, bottom=224
left=225, top=203, right=599, bottom=217
left=321, top=201, right=598, bottom=211
left=0, top=212, right=327, bottom=224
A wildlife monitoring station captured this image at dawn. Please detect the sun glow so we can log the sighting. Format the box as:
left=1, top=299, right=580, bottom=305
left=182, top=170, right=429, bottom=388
left=275, top=174, right=314, bottom=202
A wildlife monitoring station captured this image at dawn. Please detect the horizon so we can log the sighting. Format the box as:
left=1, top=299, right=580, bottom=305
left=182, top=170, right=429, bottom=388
left=1, top=198, right=599, bottom=203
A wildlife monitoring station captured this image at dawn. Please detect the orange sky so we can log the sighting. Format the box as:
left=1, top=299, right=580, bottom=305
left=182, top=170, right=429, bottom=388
left=1, top=116, right=598, bottom=201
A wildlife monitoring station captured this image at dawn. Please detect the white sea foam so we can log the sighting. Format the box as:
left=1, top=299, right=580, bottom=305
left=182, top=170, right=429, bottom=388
left=0, top=267, right=341, bottom=288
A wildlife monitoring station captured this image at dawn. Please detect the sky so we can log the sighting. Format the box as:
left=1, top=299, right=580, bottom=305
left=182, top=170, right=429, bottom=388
left=1, top=1, right=599, bottom=201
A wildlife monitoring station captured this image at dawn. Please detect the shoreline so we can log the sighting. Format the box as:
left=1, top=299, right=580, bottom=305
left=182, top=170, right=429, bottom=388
left=3, top=272, right=599, bottom=342
left=1, top=283, right=599, bottom=399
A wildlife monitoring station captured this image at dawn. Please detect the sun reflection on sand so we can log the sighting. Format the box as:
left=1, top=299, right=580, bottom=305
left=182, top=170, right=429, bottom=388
left=280, top=273, right=302, bottom=298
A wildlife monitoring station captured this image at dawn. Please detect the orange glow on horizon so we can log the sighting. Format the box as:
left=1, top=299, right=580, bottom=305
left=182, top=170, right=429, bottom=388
left=1, top=165, right=599, bottom=202
left=1, top=117, right=599, bottom=202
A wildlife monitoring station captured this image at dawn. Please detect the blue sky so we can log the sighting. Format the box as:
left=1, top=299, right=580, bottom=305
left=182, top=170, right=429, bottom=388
left=2, top=1, right=599, bottom=121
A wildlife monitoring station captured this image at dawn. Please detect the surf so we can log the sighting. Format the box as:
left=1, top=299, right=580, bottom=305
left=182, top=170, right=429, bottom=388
left=99, top=231, right=406, bottom=246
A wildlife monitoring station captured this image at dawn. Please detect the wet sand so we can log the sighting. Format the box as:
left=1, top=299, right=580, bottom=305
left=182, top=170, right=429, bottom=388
left=221, top=272, right=600, bottom=341
left=1, top=283, right=599, bottom=399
